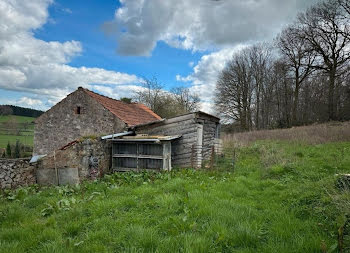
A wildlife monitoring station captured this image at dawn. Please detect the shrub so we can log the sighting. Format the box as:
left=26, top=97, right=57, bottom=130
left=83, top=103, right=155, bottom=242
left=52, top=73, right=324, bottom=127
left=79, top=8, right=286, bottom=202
left=14, top=140, right=20, bottom=158
left=6, top=142, right=11, bottom=158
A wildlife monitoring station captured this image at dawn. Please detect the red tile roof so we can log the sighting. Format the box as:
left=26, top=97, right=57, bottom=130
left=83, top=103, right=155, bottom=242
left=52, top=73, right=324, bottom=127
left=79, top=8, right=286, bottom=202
left=83, top=88, right=162, bottom=126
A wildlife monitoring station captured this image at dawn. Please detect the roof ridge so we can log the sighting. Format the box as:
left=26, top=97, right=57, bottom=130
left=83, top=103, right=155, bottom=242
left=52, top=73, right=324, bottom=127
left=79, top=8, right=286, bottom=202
left=82, top=87, right=148, bottom=107
left=81, top=87, right=162, bottom=126
left=82, top=87, right=124, bottom=104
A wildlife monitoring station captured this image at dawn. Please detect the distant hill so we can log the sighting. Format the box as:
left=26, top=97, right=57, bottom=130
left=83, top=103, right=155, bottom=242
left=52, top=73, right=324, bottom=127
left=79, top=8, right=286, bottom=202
left=0, top=105, right=44, bottom=118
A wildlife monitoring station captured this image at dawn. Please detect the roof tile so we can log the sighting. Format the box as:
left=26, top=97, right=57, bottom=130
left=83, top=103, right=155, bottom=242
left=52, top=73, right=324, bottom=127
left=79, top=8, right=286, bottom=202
left=83, top=89, right=162, bottom=126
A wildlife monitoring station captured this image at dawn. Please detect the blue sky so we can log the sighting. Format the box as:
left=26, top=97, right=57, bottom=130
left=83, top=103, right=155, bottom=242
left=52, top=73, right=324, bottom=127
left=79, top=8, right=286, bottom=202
left=36, top=0, right=202, bottom=84
left=0, top=0, right=319, bottom=112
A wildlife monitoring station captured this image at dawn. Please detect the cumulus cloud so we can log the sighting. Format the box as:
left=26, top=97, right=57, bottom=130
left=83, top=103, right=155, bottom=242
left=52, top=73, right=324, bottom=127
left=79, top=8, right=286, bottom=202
left=17, top=97, right=43, bottom=107
left=0, top=96, right=45, bottom=110
left=177, top=46, right=246, bottom=113
left=0, top=0, right=140, bottom=110
left=106, top=0, right=319, bottom=56
left=105, top=0, right=320, bottom=113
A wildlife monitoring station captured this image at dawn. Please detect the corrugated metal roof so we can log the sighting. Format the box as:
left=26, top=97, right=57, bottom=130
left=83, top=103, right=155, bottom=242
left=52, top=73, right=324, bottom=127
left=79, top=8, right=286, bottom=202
left=110, top=135, right=181, bottom=142
left=29, top=154, right=47, bottom=163
left=101, top=131, right=134, bottom=140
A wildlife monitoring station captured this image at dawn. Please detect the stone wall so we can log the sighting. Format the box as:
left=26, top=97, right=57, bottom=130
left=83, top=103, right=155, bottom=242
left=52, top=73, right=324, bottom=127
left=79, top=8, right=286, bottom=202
left=0, top=158, right=36, bottom=189
left=36, top=138, right=111, bottom=185
left=34, top=87, right=126, bottom=155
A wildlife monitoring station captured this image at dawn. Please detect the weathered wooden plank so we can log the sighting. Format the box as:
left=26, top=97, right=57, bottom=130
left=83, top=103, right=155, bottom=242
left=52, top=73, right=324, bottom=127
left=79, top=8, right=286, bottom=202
left=164, top=114, right=196, bottom=124
left=173, top=138, right=198, bottom=145
left=195, top=112, right=220, bottom=122
left=173, top=159, right=192, bottom=166
left=172, top=153, right=193, bottom=159
left=137, top=118, right=196, bottom=132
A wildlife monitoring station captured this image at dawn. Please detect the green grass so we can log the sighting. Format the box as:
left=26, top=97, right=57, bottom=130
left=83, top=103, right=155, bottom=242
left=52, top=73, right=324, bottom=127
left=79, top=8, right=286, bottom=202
left=0, top=134, right=33, bottom=149
left=0, top=115, right=35, bottom=123
left=0, top=115, right=34, bottom=149
left=0, top=141, right=349, bottom=252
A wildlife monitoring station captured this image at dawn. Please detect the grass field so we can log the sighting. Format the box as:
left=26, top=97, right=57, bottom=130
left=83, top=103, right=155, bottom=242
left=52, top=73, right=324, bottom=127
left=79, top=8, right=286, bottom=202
left=0, top=134, right=33, bottom=149
left=0, top=115, right=35, bottom=123
left=1, top=140, right=349, bottom=252
left=0, top=115, right=35, bottom=149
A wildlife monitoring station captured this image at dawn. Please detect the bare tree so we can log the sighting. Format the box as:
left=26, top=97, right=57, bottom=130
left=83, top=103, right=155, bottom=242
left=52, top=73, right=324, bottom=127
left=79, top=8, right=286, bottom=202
left=215, top=0, right=350, bottom=132
left=135, top=77, right=164, bottom=114
left=215, top=48, right=254, bottom=131
left=297, top=0, right=350, bottom=120
left=339, top=0, right=350, bottom=15
left=249, top=43, right=272, bottom=129
left=277, top=25, right=315, bottom=125
left=171, top=86, right=200, bottom=114
left=268, top=60, right=293, bottom=128
left=135, top=77, right=201, bottom=118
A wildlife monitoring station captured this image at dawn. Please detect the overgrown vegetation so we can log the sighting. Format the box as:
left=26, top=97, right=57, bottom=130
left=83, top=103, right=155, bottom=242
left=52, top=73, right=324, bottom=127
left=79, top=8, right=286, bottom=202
left=1, top=139, right=349, bottom=252
left=223, top=121, right=350, bottom=147
left=1, top=140, right=33, bottom=158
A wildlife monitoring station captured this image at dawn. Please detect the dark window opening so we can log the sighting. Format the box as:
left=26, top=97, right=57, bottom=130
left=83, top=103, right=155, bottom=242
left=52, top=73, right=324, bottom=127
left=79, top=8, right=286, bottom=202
left=76, top=106, right=81, bottom=114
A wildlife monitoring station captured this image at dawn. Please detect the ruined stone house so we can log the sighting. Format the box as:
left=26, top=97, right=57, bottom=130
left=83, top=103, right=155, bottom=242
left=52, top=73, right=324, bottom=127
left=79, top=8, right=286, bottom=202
left=34, top=87, right=161, bottom=155
left=31, top=87, right=221, bottom=186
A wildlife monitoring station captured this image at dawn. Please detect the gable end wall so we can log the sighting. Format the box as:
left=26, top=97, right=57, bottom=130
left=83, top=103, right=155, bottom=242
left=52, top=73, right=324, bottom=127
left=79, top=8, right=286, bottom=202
left=34, top=89, right=126, bottom=155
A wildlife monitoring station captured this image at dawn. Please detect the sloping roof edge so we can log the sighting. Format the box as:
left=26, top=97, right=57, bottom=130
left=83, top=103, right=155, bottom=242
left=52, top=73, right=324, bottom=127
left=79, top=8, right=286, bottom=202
left=82, top=88, right=162, bottom=126
left=130, top=111, right=220, bottom=129
left=35, top=87, right=162, bottom=126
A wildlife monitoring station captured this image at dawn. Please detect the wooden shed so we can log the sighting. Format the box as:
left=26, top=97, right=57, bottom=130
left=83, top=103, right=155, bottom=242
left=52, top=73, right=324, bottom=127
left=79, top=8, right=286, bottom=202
left=129, top=111, right=222, bottom=169
left=110, top=135, right=180, bottom=171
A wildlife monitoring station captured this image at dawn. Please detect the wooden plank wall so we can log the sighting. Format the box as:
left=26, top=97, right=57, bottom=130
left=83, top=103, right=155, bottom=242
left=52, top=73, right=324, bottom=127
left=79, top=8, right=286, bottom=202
left=201, top=117, right=219, bottom=161
left=135, top=115, right=198, bottom=168
left=134, top=113, right=220, bottom=168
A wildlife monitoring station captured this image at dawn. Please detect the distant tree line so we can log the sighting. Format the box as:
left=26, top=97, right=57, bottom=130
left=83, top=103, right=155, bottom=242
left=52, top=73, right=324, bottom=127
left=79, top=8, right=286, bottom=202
left=133, top=77, right=200, bottom=118
left=215, top=0, right=350, bottom=132
left=0, top=105, right=44, bottom=118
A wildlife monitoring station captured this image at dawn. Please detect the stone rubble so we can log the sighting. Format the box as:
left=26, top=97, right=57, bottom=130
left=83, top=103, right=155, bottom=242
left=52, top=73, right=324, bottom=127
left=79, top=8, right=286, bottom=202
left=0, top=158, right=36, bottom=189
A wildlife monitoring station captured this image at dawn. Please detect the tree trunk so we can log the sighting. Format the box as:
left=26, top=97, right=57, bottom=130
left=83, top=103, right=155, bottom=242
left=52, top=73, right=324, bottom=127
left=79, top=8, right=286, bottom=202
left=256, top=98, right=260, bottom=130
left=292, top=73, right=300, bottom=125
left=328, top=69, right=336, bottom=121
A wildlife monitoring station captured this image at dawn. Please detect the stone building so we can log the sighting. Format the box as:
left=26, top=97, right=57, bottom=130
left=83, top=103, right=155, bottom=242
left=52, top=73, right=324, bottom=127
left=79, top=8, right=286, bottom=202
left=34, top=87, right=161, bottom=155
left=29, top=87, right=222, bottom=186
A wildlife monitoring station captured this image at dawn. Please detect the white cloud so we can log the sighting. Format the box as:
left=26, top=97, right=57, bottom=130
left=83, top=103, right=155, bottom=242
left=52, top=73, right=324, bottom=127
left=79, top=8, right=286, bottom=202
left=106, top=0, right=320, bottom=114
left=106, top=0, right=319, bottom=56
left=92, top=84, right=144, bottom=100
left=0, top=96, right=45, bottom=110
left=17, top=97, right=43, bottom=107
left=177, top=46, right=246, bottom=113
left=0, top=0, right=140, bottom=110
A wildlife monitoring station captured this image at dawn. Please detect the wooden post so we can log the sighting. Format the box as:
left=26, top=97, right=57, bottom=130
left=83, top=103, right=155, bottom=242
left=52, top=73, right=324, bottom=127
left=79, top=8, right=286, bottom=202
left=99, top=163, right=103, bottom=178
left=191, top=144, right=194, bottom=168
left=210, top=145, right=215, bottom=170
left=196, top=124, right=203, bottom=168
left=53, top=150, right=59, bottom=185
left=136, top=143, right=139, bottom=172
